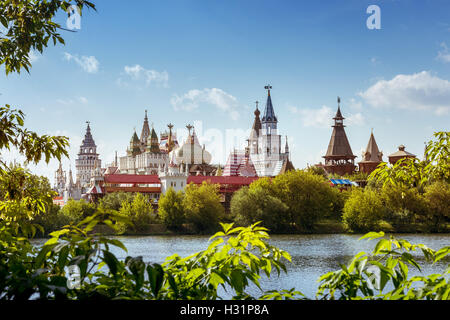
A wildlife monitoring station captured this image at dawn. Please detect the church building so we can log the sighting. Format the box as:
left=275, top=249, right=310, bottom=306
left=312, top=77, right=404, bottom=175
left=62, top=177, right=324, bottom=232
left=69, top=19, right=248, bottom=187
left=247, top=85, right=294, bottom=177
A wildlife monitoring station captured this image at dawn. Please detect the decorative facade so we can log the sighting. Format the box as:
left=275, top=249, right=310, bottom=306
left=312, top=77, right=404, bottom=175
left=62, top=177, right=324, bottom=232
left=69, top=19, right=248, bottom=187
left=119, top=111, right=177, bottom=175
left=248, top=85, right=293, bottom=177
left=321, top=97, right=356, bottom=176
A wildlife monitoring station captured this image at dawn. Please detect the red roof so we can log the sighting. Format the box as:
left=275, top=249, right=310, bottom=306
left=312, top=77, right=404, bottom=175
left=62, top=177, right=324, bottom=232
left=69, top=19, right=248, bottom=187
left=104, top=174, right=161, bottom=184
left=103, top=174, right=259, bottom=186
left=187, top=175, right=259, bottom=185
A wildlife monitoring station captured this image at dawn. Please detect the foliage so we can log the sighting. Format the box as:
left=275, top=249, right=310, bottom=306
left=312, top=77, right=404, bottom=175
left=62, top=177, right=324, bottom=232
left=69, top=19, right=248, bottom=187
left=183, top=182, right=224, bottom=233
left=271, top=170, right=339, bottom=230
left=231, top=186, right=289, bottom=232
left=368, top=131, right=450, bottom=191
left=317, top=231, right=450, bottom=300
left=119, top=193, right=158, bottom=232
left=60, top=199, right=95, bottom=225
left=305, top=165, right=327, bottom=178
left=381, top=184, right=425, bottom=227
left=421, top=181, right=450, bottom=232
left=0, top=0, right=95, bottom=74
left=342, top=188, right=387, bottom=232
left=158, top=188, right=185, bottom=229
left=98, top=191, right=134, bottom=211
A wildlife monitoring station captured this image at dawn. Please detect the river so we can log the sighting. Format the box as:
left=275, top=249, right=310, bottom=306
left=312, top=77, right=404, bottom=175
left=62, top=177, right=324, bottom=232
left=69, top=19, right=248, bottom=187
left=32, top=233, right=449, bottom=299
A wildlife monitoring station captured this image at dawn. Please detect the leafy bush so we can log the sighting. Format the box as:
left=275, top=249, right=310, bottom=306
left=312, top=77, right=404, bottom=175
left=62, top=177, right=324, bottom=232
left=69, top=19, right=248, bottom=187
left=343, top=188, right=386, bottom=232
left=158, top=188, right=185, bottom=229
left=271, top=170, right=339, bottom=230
left=317, top=231, right=450, bottom=300
left=381, top=185, right=425, bottom=226
left=231, top=186, right=289, bottom=232
left=60, top=199, right=96, bottom=225
left=98, top=191, right=135, bottom=211
left=183, top=182, right=224, bottom=233
left=421, top=181, right=450, bottom=232
left=119, top=193, right=158, bottom=232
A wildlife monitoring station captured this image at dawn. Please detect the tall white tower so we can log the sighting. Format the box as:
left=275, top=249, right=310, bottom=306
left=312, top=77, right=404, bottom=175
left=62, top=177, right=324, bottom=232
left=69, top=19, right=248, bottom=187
left=249, top=85, right=289, bottom=177
left=75, top=121, right=101, bottom=192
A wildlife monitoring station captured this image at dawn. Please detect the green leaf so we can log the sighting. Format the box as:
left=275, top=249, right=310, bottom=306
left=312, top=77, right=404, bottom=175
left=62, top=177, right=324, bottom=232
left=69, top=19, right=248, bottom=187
left=359, top=231, right=385, bottom=241
left=102, top=250, right=119, bottom=276
left=147, top=264, right=164, bottom=298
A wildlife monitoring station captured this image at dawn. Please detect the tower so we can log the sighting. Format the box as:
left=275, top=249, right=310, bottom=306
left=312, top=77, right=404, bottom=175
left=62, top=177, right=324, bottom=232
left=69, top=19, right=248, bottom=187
left=75, top=121, right=101, bottom=191
left=322, top=97, right=356, bottom=175
left=248, top=101, right=261, bottom=154
left=54, top=162, right=66, bottom=195
left=249, top=85, right=291, bottom=177
left=358, top=129, right=383, bottom=174
left=140, top=110, right=151, bottom=151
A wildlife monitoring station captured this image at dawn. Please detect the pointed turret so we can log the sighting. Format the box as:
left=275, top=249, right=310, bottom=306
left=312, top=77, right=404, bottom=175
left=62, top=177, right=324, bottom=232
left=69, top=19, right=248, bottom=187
left=358, top=130, right=383, bottom=174
left=140, top=110, right=151, bottom=146
left=80, top=121, right=97, bottom=152
left=261, top=85, right=277, bottom=129
left=322, top=97, right=356, bottom=175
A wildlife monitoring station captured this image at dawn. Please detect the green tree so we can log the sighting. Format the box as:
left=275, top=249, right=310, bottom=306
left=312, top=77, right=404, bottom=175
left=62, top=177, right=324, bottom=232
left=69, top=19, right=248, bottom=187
left=342, top=188, right=387, bottom=232
left=368, top=131, right=450, bottom=191
left=158, top=188, right=185, bottom=229
left=183, top=182, right=224, bottom=233
left=231, top=186, right=289, bottom=232
left=421, top=181, right=450, bottom=232
left=271, top=170, right=338, bottom=230
left=119, top=193, right=157, bottom=232
left=60, top=199, right=95, bottom=224
left=99, top=191, right=135, bottom=211
left=381, top=184, right=425, bottom=227
left=0, top=0, right=95, bottom=74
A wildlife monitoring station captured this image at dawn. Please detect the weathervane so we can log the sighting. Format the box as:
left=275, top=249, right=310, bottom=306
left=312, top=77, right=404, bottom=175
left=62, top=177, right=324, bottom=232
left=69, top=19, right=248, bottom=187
left=264, top=84, right=272, bottom=95
left=255, top=100, right=259, bottom=109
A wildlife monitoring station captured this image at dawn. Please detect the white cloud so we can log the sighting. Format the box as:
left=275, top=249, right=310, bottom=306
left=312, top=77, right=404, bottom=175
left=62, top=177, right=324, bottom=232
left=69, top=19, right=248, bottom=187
left=346, top=112, right=365, bottom=126
left=289, top=105, right=333, bottom=128
left=290, top=104, right=365, bottom=128
left=437, top=42, right=450, bottom=63
left=64, top=52, right=99, bottom=73
left=56, top=96, right=88, bottom=105
left=78, top=96, right=88, bottom=104
left=120, top=64, right=169, bottom=88
left=171, top=88, right=240, bottom=120
left=359, top=71, right=450, bottom=115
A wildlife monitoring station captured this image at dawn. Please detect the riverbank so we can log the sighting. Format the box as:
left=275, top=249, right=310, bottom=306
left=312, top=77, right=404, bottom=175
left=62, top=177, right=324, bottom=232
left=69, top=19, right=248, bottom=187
left=86, top=219, right=450, bottom=237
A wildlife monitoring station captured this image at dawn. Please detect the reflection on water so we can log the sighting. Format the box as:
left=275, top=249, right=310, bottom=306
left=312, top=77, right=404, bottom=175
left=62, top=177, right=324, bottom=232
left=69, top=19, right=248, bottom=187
left=31, top=233, right=449, bottom=299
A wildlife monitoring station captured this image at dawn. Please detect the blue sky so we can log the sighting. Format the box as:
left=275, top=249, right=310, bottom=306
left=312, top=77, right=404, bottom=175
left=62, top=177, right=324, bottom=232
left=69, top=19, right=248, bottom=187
left=1, top=0, right=450, bottom=182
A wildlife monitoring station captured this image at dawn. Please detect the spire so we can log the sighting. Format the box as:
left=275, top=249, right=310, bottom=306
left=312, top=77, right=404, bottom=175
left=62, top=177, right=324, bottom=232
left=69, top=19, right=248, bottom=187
left=362, top=130, right=383, bottom=162
left=262, top=85, right=277, bottom=123
left=140, top=110, right=150, bottom=145
left=81, top=121, right=96, bottom=148
left=285, top=136, right=289, bottom=154
left=324, top=98, right=355, bottom=158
